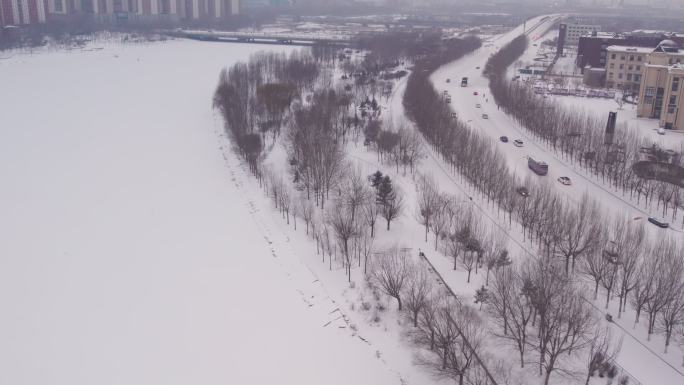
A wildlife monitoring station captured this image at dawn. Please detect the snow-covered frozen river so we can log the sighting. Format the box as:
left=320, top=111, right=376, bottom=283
left=0, top=40, right=399, bottom=385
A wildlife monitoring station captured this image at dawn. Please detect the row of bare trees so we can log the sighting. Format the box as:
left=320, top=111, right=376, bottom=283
left=366, top=122, right=426, bottom=175
left=212, top=38, right=503, bottom=385
left=487, top=256, right=623, bottom=385
left=368, top=246, right=501, bottom=385
left=213, top=50, right=320, bottom=174
left=261, top=165, right=405, bottom=280
left=402, top=31, right=684, bottom=376
left=486, top=34, right=684, bottom=224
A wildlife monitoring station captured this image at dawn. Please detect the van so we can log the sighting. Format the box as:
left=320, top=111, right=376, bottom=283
left=648, top=217, right=669, bottom=228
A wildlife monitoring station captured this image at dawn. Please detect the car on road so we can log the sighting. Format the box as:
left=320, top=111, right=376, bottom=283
left=482, top=114, right=489, bottom=119
left=648, top=217, right=669, bottom=228
left=658, top=128, right=665, bottom=135
left=516, top=187, right=530, bottom=197
left=446, top=78, right=451, bottom=83
left=557, top=176, right=572, bottom=185
left=473, top=91, right=479, bottom=96
left=500, top=136, right=509, bottom=143
left=476, top=66, right=480, bottom=69
left=513, top=139, right=524, bottom=147
left=476, top=103, right=482, bottom=108
left=451, top=112, right=457, bottom=118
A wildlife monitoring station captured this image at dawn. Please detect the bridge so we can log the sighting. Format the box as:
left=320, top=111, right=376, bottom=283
left=167, top=29, right=353, bottom=47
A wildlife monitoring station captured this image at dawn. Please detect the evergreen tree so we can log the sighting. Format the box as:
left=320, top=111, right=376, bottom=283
left=369, top=171, right=384, bottom=190
left=377, top=175, right=395, bottom=205
left=497, top=250, right=512, bottom=268
left=475, top=285, right=490, bottom=310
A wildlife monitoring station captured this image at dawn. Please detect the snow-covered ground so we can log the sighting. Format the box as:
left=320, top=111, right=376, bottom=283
left=0, top=39, right=407, bottom=385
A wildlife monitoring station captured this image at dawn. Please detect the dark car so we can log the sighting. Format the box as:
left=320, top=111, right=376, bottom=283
left=516, top=187, right=530, bottom=197
left=648, top=217, right=669, bottom=228
left=500, top=136, right=509, bottom=143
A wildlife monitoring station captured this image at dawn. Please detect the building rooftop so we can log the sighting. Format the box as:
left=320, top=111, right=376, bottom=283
left=606, top=45, right=653, bottom=53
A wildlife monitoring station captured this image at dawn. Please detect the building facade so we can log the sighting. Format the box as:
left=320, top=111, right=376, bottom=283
left=1, top=0, right=238, bottom=25
left=563, top=23, right=601, bottom=46
left=605, top=45, right=651, bottom=92
left=636, top=41, right=684, bottom=130
left=577, top=32, right=684, bottom=70
left=1, top=0, right=47, bottom=25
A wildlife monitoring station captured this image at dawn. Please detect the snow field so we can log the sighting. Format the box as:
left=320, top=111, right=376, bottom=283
left=0, top=39, right=407, bottom=385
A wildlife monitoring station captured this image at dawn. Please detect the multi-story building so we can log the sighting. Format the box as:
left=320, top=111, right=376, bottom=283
left=1, top=0, right=48, bottom=25
left=605, top=45, right=651, bottom=92
left=637, top=40, right=684, bottom=130
left=577, top=31, right=684, bottom=70
left=562, top=23, right=601, bottom=46
left=1, top=0, right=239, bottom=25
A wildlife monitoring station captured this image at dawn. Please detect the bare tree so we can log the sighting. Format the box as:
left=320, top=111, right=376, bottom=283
left=354, top=230, right=375, bottom=275
left=299, top=196, right=315, bottom=235
left=417, top=174, right=441, bottom=242
left=423, top=298, right=485, bottom=385
left=615, top=218, right=644, bottom=316
left=327, top=203, right=361, bottom=282
left=404, top=263, right=434, bottom=327
left=362, top=198, right=381, bottom=237
left=644, top=238, right=683, bottom=339
left=481, top=228, right=508, bottom=286
left=429, top=194, right=451, bottom=251
left=656, top=246, right=684, bottom=352
left=554, top=194, right=602, bottom=274
left=584, top=327, right=623, bottom=385
left=581, top=246, right=609, bottom=300
left=489, top=263, right=534, bottom=368
left=340, top=165, right=373, bottom=222
left=370, top=246, right=410, bottom=310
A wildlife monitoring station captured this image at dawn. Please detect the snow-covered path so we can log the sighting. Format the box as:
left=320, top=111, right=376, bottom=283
left=0, top=40, right=402, bottom=385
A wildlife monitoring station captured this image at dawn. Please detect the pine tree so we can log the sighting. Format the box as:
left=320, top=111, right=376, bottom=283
left=497, top=250, right=512, bottom=268
left=377, top=175, right=395, bottom=205
left=369, top=171, right=384, bottom=190
left=475, top=285, right=490, bottom=310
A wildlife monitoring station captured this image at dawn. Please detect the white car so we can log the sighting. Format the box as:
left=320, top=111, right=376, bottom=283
left=476, top=103, right=482, bottom=108
left=558, top=176, right=572, bottom=186
left=513, top=139, right=524, bottom=147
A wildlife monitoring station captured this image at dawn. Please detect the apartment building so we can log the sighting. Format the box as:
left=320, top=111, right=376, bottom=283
left=636, top=40, right=684, bottom=130
left=605, top=45, right=651, bottom=92
left=1, top=0, right=47, bottom=25
left=1, top=0, right=239, bottom=25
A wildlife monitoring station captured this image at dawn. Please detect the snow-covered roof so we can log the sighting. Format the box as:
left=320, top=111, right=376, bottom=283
left=605, top=45, right=653, bottom=54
